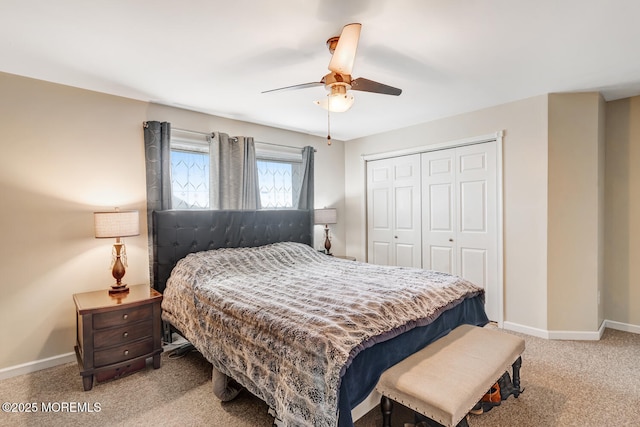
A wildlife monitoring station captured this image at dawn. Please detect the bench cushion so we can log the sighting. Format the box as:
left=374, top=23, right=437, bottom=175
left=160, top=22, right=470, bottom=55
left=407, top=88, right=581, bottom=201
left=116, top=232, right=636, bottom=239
left=376, top=324, right=525, bottom=427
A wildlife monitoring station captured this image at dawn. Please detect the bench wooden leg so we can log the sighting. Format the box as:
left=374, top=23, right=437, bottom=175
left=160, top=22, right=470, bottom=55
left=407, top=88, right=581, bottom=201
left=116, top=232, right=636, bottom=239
left=512, top=356, right=522, bottom=397
left=380, top=395, right=393, bottom=427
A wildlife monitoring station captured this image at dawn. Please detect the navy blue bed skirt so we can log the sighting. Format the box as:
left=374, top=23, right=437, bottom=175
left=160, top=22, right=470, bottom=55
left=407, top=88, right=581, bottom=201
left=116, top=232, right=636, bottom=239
left=338, top=295, right=489, bottom=426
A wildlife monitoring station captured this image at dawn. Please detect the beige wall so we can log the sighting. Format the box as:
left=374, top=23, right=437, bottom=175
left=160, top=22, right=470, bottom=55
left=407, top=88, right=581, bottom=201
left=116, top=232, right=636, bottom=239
left=605, top=96, right=640, bottom=326
left=345, top=95, right=550, bottom=330
left=0, top=74, right=150, bottom=370
left=547, top=93, right=605, bottom=331
left=0, top=72, right=345, bottom=371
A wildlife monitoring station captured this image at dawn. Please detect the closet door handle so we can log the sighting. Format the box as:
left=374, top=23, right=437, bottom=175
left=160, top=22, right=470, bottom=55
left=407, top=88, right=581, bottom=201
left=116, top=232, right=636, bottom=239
left=449, top=238, right=454, bottom=242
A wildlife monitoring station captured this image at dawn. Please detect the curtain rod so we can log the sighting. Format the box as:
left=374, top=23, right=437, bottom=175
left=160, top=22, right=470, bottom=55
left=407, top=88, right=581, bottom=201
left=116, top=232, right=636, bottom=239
left=255, top=141, right=313, bottom=152
left=172, top=127, right=213, bottom=137
left=172, top=126, right=314, bottom=152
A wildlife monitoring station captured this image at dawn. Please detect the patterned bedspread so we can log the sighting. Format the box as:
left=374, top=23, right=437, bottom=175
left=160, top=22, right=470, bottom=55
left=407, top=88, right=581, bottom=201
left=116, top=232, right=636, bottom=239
left=161, top=242, right=483, bottom=427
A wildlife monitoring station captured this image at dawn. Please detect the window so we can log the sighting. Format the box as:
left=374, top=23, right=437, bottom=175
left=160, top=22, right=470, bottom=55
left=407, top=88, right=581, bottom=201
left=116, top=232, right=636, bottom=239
left=257, top=160, right=293, bottom=208
left=256, top=147, right=303, bottom=209
left=170, top=132, right=211, bottom=209
left=171, top=149, right=210, bottom=209
left=169, top=132, right=302, bottom=210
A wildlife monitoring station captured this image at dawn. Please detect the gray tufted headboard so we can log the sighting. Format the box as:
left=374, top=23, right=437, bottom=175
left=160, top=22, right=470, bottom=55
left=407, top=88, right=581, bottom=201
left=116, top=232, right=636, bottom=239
left=152, top=209, right=313, bottom=293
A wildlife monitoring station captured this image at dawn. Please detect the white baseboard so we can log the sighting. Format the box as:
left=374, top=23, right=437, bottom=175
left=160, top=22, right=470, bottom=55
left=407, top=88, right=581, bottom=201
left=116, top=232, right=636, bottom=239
left=503, top=319, right=639, bottom=340
left=0, top=337, right=188, bottom=381
left=503, top=321, right=550, bottom=339
left=546, top=322, right=605, bottom=340
left=0, top=352, right=76, bottom=381
left=604, top=319, right=640, bottom=334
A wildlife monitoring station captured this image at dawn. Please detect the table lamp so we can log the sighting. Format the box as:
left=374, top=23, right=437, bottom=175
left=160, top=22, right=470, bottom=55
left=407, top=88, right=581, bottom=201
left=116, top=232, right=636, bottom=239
left=94, top=209, right=140, bottom=294
left=314, top=208, right=337, bottom=255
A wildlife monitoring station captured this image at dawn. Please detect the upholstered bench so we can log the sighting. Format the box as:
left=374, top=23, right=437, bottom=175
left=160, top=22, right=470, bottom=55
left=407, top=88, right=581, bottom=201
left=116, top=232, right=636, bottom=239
left=375, top=324, right=525, bottom=427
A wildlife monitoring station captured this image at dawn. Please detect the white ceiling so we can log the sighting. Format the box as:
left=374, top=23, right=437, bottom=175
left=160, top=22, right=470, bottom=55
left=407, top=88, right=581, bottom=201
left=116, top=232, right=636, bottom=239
left=2, top=0, right=640, bottom=141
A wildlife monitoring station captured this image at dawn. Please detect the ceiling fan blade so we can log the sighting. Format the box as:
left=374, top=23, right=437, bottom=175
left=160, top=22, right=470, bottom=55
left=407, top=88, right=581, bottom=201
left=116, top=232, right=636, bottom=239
left=328, top=23, right=361, bottom=75
left=351, top=77, right=402, bottom=96
left=262, top=81, right=324, bottom=94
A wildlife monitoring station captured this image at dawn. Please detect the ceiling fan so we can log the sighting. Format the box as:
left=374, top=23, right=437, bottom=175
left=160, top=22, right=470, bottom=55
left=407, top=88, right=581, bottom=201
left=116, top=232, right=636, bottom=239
left=262, top=23, right=402, bottom=113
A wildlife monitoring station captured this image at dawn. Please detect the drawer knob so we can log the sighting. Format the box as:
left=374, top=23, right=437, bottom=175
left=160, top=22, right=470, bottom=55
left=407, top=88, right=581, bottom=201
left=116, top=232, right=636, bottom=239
left=123, top=350, right=129, bottom=356
left=123, top=332, right=129, bottom=338
left=123, top=314, right=128, bottom=320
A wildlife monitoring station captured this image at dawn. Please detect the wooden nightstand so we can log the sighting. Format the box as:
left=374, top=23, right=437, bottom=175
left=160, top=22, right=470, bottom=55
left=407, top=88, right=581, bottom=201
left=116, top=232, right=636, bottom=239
left=73, top=284, right=163, bottom=391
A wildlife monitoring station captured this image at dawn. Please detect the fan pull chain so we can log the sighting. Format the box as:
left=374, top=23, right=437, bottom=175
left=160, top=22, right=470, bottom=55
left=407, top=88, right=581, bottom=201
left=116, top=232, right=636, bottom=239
left=327, top=94, right=332, bottom=145
left=327, top=107, right=332, bottom=145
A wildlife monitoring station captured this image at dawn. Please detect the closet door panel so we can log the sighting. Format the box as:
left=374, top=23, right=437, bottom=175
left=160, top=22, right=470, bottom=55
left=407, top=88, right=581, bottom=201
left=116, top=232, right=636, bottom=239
left=394, top=183, right=420, bottom=266
left=395, top=186, right=415, bottom=229
left=371, top=188, right=391, bottom=230
left=372, top=241, right=392, bottom=266
left=392, top=158, right=421, bottom=267
left=455, top=143, right=498, bottom=321
left=430, top=246, right=454, bottom=274
left=459, top=247, right=487, bottom=288
left=460, top=180, right=487, bottom=232
left=367, top=155, right=421, bottom=267
left=396, top=244, right=418, bottom=268
left=368, top=162, right=394, bottom=265
left=429, top=184, right=453, bottom=231
left=421, top=149, right=456, bottom=272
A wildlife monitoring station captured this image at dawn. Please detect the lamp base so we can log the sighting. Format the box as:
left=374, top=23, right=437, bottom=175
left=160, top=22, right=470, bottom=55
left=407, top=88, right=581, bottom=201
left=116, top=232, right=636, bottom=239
left=324, top=225, right=332, bottom=256
left=108, top=284, right=130, bottom=295
left=109, top=242, right=129, bottom=295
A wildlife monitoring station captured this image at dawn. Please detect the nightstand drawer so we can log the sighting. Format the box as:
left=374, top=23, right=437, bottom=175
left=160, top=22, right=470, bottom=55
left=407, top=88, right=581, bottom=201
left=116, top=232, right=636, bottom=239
left=94, top=337, right=154, bottom=367
left=95, top=359, right=146, bottom=383
left=93, top=305, right=152, bottom=329
left=93, top=320, right=152, bottom=348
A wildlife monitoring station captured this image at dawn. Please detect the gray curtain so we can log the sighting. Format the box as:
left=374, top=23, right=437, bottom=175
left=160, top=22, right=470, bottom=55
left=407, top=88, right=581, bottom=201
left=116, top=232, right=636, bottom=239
left=296, top=146, right=315, bottom=234
left=210, top=132, right=261, bottom=209
left=296, top=146, right=314, bottom=209
left=143, top=121, right=172, bottom=285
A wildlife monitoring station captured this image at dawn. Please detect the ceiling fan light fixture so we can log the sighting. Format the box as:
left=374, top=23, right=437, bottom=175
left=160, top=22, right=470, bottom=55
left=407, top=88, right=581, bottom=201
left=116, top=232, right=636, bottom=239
left=314, top=84, right=354, bottom=112
left=314, top=93, right=355, bottom=113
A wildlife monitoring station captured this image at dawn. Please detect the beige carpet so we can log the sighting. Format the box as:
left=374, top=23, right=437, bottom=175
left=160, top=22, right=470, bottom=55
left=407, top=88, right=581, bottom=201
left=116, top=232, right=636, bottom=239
left=0, top=328, right=638, bottom=427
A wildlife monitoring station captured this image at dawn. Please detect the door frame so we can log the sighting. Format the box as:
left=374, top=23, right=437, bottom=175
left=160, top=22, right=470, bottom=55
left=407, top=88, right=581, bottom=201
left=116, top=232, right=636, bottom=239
left=362, top=131, right=504, bottom=327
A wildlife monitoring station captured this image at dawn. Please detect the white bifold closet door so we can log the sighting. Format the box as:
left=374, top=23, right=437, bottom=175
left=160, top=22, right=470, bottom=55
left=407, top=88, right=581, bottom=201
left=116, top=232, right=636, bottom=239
left=421, top=142, right=499, bottom=321
left=366, top=154, right=422, bottom=268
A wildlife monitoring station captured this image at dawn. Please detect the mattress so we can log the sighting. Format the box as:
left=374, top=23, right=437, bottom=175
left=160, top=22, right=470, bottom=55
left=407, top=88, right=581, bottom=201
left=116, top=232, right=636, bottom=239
left=161, top=241, right=486, bottom=426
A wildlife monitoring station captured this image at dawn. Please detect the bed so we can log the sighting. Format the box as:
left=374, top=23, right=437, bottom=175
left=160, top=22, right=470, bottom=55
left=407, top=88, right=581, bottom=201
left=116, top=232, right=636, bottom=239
left=153, top=209, right=488, bottom=427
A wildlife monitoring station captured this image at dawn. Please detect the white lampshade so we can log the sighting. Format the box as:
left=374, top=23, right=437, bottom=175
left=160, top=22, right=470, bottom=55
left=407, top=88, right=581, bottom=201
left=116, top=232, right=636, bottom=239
left=314, top=83, right=355, bottom=113
left=314, top=208, right=337, bottom=225
left=94, top=210, right=140, bottom=238
left=314, top=92, right=355, bottom=112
